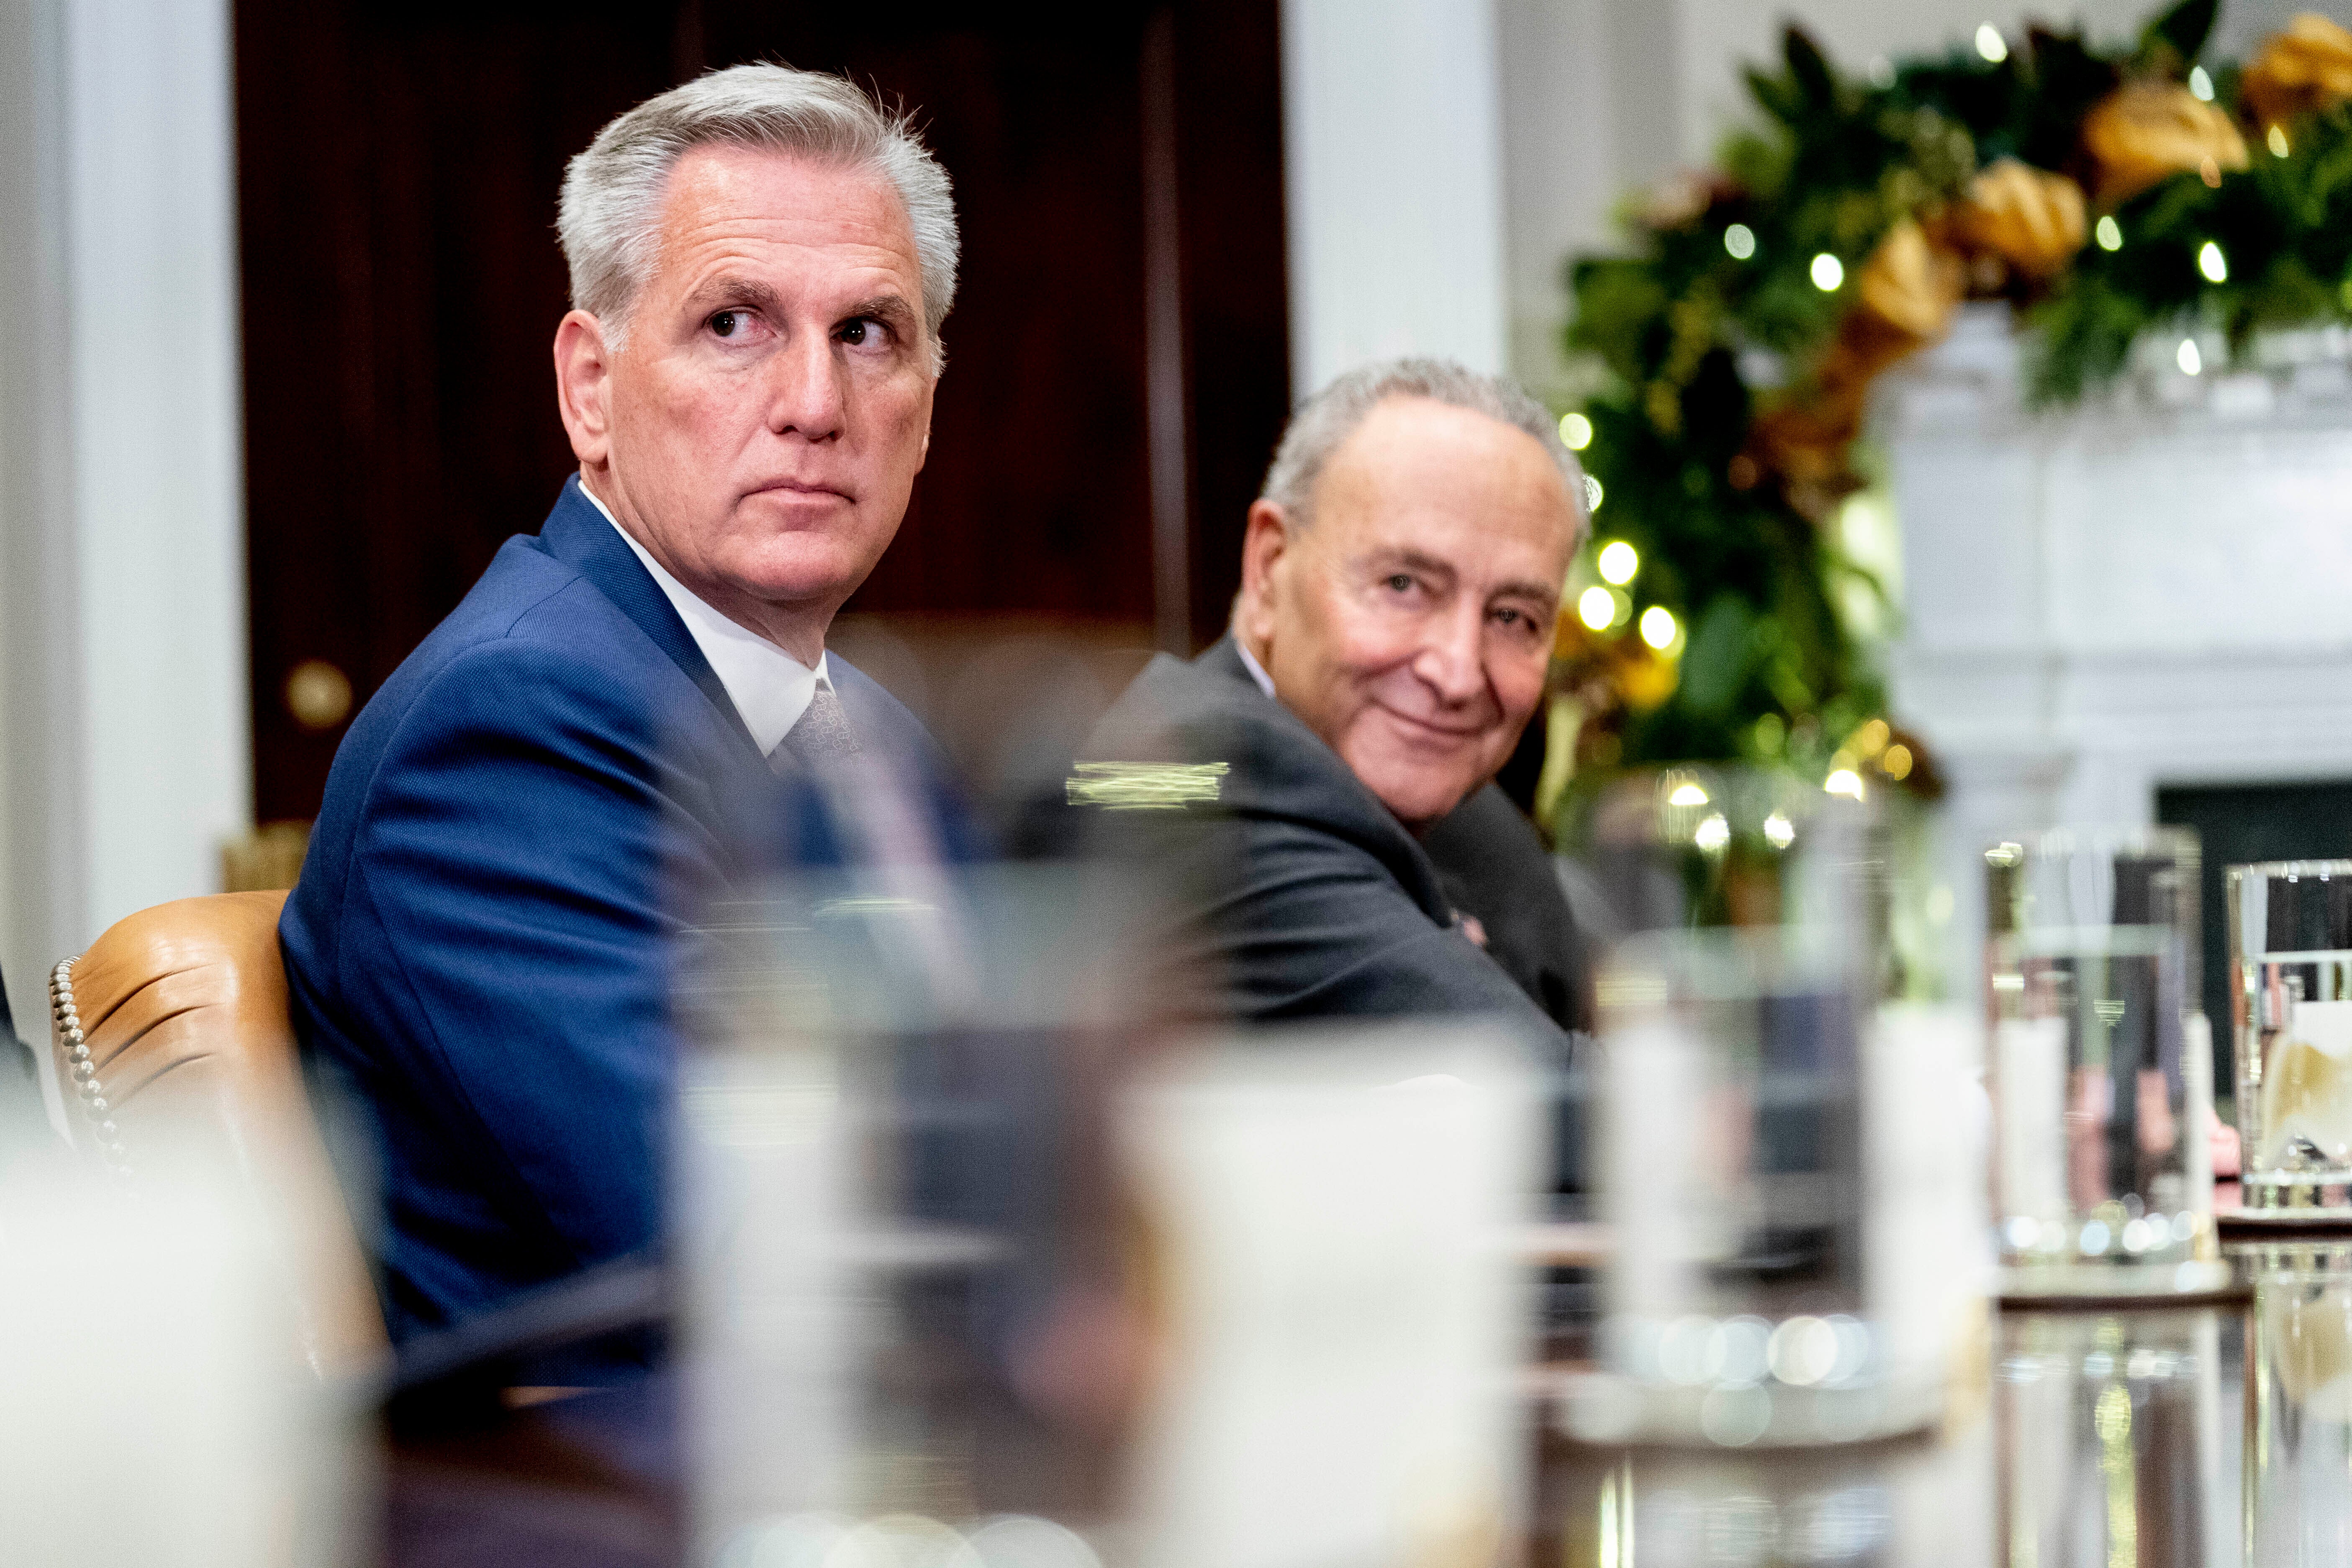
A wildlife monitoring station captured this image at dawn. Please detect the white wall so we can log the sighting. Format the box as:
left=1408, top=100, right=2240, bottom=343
left=1280, top=0, right=1510, bottom=398
left=0, top=0, right=249, bottom=1015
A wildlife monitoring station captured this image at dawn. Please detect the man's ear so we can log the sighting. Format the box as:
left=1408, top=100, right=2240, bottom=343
left=553, top=311, right=615, bottom=468
left=1237, top=498, right=1292, bottom=647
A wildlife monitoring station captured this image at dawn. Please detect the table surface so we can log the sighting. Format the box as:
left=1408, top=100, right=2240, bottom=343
left=383, top=1236, right=2352, bottom=1568
left=1535, top=1234, right=2352, bottom=1568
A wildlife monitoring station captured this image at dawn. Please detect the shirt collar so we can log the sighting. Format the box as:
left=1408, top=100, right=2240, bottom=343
left=1232, top=634, right=1277, bottom=699
left=579, top=482, right=830, bottom=754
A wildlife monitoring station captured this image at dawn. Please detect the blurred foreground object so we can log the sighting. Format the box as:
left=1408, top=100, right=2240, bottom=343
left=1566, top=785, right=1982, bottom=1447
left=1996, top=1307, right=2224, bottom=1563
left=2243, top=1241, right=2352, bottom=1558
left=46, top=892, right=386, bottom=1374
left=675, top=866, right=1545, bottom=1566
left=0, top=1106, right=364, bottom=1565
left=678, top=865, right=1152, bottom=1559
left=1985, top=829, right=2223, bottom=1300
left=2229, top=859, right=2352, bottom=1215
left=1121, top=1023, right=1541, bottom=1568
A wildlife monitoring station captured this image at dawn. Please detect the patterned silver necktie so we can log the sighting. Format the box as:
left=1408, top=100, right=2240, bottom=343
left=770, top=682, right=860, bottom=774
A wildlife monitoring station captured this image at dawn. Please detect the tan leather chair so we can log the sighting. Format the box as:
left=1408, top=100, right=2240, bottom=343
left=47, top=891, right=388, bottom=1376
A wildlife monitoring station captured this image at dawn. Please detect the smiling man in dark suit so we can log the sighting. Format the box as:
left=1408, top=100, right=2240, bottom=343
left=280, top=65, right=959, bottom=1355
left=1082, top=359, right=1589, bottom=1038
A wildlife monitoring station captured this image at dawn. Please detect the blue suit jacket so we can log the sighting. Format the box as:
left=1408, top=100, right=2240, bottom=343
left=282, top=477, right=942, bottom=1352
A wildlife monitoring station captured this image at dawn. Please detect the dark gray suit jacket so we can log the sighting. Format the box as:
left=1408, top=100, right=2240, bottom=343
left=1080, top=638, right=1575, bottom=1041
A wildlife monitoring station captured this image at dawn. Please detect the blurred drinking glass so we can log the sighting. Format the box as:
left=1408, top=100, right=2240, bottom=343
left=2242, top=1241, right=2352, bottom=1564
left=1566, top=772, right=1973, bottom=1447
left=1985, top=829, right=2223, bottom=1299
left=2229, top=860, right=2352, bottom=1212
left=1996, top=1307, right=2224, bottom=1568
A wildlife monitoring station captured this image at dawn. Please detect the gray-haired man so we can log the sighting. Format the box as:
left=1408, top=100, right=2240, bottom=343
left=281, top=65, right=959, bottom=1356
left=1082, top=359, right=1592, bottom=1035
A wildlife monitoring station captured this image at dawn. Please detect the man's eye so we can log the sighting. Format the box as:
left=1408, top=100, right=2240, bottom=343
left=1385, top=573, right=1415, bottom=593
left=710, top=311, right=742, bottom=338
left=838, top=317, right=887, bottom=348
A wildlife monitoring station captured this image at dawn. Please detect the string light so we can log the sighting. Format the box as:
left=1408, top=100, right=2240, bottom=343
left=1639, top=605, right=1678, bottom=650
left=1724, top=223, right=1756, bottom=260
left=1597, top=540, right=1639, bottom=585
left=1577, top=586, right=1618, bottom=631
left=1810, top=252, right=1844, bottom=291
left=2177, top=339, right=2203, bottom=375
left=2198, top=241, right=2228, bottom=283
left=2095, top=215, right=2122, bottom=251
left=1975, top=23, right=2007, bottom=63
left=2188, top=65, right=2214, bottom=101
left=2268, top=124, right=2291, bottom=158
left=1559, top=411, right=1594, bottom=450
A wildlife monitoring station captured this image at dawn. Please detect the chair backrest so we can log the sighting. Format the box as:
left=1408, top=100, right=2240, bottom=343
left=48, top=891, right=388, bottom=1376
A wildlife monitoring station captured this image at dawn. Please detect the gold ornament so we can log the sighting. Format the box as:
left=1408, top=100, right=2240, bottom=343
left=2082, top=80, right=2249, bottom=206
left=1743, top=218, right=1963, bottom=518
left=1854, top=217, right=1964, bottom=340
left=1953, top=159, right=2088, bottom=277
left=2241, top=13, right=2352, bottom=133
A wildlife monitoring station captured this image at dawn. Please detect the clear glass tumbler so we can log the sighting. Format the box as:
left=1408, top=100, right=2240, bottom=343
left=2243, top=1241, right=2352, bottom=1565
left=1566, top=783, right=1975, bottom=1448
left=1984, top=828, right=2222, bottom=1299
left=2229, top=860, right=2352, bottom=1212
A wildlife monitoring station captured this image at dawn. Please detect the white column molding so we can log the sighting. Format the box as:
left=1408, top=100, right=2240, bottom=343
left=1281, top=0, right=1509, bottom=399
left=0, top=0, right=249, bottom=1006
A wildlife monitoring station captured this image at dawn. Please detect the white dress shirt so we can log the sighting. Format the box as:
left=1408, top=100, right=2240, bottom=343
left=578, top=483, right=831, bottom=754
left=1233, top=634, right=1277, bottom=699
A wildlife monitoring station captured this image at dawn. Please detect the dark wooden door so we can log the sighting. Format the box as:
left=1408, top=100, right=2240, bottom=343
left=235, top=0, right=1289, bottom=823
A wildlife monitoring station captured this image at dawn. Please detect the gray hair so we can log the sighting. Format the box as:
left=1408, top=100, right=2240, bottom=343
left=1261, top=358, right=1589, bottom=535
left=558, top=64, right=960, bottom=367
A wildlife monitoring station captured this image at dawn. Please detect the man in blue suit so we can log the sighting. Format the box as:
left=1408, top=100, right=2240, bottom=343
left=281, top=64, right=961, bottom=1357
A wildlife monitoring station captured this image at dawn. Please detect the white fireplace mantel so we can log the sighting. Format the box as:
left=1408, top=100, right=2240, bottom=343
left=1883, top=305, right=2352, bottom=978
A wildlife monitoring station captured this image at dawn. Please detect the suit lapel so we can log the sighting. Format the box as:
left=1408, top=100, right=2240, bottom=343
left=534, top=476, right=762, bottom=757
left=1193, top=636, right=1457, bottom=925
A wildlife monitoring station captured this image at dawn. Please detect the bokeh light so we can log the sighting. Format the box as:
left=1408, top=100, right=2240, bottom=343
left=1974, top=23, right=2006, bottom=62
left=1809, top=252, right=1844, bottom=291
left=1559, top=411, right=1594, bottom=450
left=1596, top=540, right=1638, bottom=585
left=1578, top=586, right=1618, bottom=631
left=1638, top=605, right=1677, bottom=649
left=1723, top=223, right=1756, bottom=260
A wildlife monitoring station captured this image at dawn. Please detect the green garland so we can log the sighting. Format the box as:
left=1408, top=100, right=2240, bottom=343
left=1554, top=0, right=2352, bottom=808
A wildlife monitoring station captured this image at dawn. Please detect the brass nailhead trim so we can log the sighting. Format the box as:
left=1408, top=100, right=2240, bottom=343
left=48, top=958, right=130, bottom=1176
